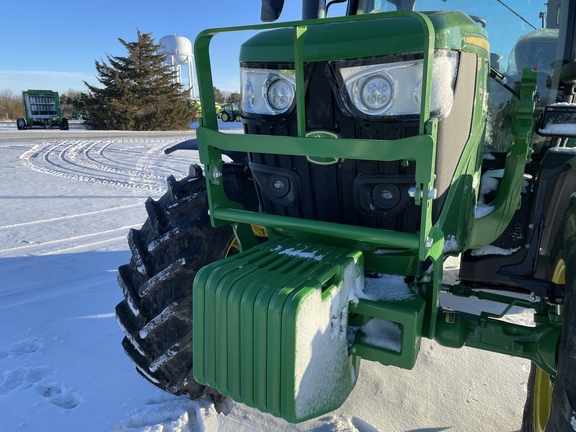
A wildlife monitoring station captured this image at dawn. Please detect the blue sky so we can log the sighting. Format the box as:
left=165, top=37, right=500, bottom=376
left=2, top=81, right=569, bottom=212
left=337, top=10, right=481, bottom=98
left=0, top=1, right=311, bottom=95
left=0, top=1, right=545, bottom=97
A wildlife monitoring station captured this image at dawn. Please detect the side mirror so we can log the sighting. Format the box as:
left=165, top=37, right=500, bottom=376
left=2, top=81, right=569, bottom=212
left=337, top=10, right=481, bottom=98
left=559, top=62, right=576, bottom=85
left=537, top=103, right=576, bottom=138
left=261, top=0, right=285, bottom=22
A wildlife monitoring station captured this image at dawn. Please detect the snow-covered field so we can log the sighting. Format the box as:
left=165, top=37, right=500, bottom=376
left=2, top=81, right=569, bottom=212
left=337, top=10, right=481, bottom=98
left=0, top=122, right=530, bottom=431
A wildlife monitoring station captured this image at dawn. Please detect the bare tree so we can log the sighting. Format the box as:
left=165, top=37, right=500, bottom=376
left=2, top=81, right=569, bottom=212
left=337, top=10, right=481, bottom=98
left=59, top=89, right=82, bottom=119
left=0, top=90, right=24, bottom=120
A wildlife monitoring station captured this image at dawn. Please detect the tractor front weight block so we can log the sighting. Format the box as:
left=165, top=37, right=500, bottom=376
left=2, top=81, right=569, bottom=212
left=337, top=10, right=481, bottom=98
left=193, top=238, right=426, bottom=423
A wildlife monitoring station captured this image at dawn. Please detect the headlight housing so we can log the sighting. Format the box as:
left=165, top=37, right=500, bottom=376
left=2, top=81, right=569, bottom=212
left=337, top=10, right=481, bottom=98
left=336, top=51, right=458, bottom=119
left=241, top=68, right=296, bottom=115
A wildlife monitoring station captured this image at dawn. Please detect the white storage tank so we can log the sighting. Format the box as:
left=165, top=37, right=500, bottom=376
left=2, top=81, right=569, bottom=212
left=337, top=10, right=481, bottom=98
left=159, top=35, right=192, bottom=65
left=159, top=35, right=196, bottom=98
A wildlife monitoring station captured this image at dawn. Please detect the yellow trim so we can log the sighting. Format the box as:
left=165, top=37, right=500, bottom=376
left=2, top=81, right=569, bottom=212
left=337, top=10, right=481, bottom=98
left=531, top=258, right=565, bottom=430
left=465, top=36, right=489, bottom=52
left=552, top=258, right=566, bottom=285
left=226, top=238, right=240, bottom=257
left=227, top=225, right=267, bottom=256
left=251, top=224, right=268, bottom=238
left=533, top=366, right=553, bottom=432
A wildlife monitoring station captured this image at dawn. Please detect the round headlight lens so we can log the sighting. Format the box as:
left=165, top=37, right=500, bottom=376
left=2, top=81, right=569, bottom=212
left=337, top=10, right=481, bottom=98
left=265, top=77, right=294, bottom=113
left=360, top=75, right=393, bottom=111
left=351, top=73, right=395, bottom=115
left=241, top=68, right=296, bottom=115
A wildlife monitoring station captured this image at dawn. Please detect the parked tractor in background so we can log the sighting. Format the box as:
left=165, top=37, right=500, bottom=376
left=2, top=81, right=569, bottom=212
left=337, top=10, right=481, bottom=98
left=116, top=0, right=576, bottom=430
left=17, top=90, right=69, bottom=130
left=218, top=100, right=241, bottom=122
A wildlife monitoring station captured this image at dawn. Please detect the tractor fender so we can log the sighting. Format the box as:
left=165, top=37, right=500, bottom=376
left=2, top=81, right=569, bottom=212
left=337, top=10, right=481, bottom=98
left=537, top=148, right=576, bottom=264
left=499, top=146, right=576, bottom=288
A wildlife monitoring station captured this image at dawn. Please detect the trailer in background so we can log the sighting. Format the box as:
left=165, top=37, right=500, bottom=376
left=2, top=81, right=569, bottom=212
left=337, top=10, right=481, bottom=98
left=17, top=90, right=69, bottom=130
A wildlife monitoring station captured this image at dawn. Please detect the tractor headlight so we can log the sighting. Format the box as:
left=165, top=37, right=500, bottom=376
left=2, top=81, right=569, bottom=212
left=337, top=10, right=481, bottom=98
left=241, top=68, right=296, bottom=115
left=337, top=51, right=458, bottom=119
left=349, top=71, right=396, bottom=115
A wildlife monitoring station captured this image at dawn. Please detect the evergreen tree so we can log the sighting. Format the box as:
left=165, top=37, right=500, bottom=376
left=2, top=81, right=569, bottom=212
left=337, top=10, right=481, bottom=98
left=81, top=30, right=194, bottom=130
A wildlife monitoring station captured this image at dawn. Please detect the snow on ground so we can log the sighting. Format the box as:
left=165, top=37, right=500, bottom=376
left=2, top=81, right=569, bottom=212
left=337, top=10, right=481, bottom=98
left=0, top=122, right=530, bottom=431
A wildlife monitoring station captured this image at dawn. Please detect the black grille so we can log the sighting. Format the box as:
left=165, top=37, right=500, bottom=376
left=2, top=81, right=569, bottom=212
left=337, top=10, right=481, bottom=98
left=245, top=62, right=422, bottom=232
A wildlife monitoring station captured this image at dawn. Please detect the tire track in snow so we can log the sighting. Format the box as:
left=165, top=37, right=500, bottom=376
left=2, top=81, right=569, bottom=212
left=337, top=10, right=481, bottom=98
left=19, top=137, right=190, bottom=194
left=0, top=203, right=142, bottom=230
left=92, top=137, right=191, bottom=180
left=96, top=138, right=182, bottom=174
left=21, top=143, right=163, bottom=194
left=53, top=140, right=166, bottom=191
left=0, top=225, right=137, bottom=255
left=63, top=139, right=166, bottom=180
left=42, top=235, right=130, bottom=255
left=5, top=135, right=195, bottom=258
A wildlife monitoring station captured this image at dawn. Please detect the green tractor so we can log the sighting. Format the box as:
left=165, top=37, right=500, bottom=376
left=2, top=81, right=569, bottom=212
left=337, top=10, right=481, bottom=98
left=218, top=100, right=242, bottom=122
left=116, top=0, right=576, bottom=429
left=17, top=90, right=69, bottom=130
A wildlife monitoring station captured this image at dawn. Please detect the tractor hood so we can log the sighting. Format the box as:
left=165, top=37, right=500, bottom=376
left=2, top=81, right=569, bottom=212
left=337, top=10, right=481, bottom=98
left=240, top=11, right=488, bottom=63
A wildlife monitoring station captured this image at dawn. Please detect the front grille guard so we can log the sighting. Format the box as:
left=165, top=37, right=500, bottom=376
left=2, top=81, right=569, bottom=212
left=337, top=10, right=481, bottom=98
left=194, top=10, right=445, bottom=338
left=195, top=10, right=441, bottom=257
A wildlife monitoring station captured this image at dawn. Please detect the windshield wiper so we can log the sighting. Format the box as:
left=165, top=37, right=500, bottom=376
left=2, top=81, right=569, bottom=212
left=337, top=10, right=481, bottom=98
left=490, top=66, right=521, bottom=99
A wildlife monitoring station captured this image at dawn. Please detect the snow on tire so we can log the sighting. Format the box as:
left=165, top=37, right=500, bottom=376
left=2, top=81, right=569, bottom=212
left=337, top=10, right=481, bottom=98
left=115, top=163, right=255, bottom=400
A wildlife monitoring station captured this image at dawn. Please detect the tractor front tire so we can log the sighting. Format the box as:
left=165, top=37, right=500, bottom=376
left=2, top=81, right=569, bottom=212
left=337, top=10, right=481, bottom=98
left=220, top=111, right=230, bottom=122
left=115, top=167, right=238, bottom=401
left=522, top=194, right=576, bottom=431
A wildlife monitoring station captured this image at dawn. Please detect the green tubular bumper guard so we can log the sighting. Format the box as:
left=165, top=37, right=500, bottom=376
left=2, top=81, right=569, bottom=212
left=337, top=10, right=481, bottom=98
left=193, top=238, right=426, bottom=422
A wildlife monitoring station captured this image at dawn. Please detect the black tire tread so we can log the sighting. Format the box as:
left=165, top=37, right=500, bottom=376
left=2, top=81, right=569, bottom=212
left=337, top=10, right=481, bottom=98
left=522, top=194, right=576, bottom=431
left=144, top=197, right=163, bottom=233
left=116, top=170, right=241, bottom=400
left=127, top=228, right=151, bottom=276
left=544, top=232, right=576, bottom=431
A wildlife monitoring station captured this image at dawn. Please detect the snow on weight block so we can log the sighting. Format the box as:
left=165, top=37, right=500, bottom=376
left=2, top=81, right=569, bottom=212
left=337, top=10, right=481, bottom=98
left=193, top=238, right=364, bottom=423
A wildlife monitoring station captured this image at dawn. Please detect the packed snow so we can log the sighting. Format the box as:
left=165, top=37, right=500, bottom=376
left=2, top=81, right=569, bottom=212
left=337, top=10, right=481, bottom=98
left=360, top=319, right=402, bottom=353
left=0, top=121, right=532, bottom=431
left=359, top=274, right=418, bottom=302
left=273, top=245, right=325, bottom=261
left=471, top=245, right=522, bottom=257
